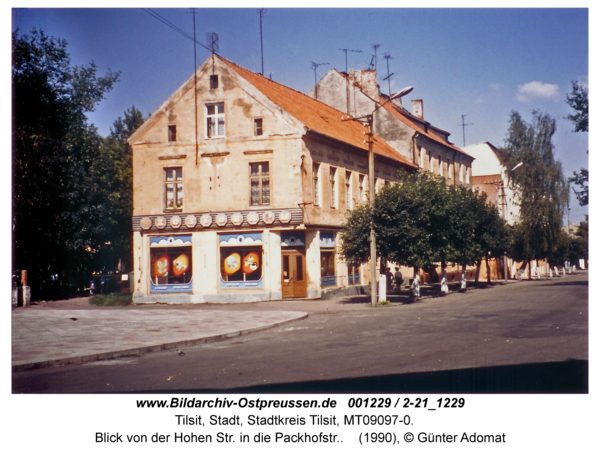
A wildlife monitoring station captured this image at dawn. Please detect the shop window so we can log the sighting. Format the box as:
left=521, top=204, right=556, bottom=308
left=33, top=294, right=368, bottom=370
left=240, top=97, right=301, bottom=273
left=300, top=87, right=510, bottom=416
left=254, top=118, right=263, bottom=136
left=206, top=103, right=225, bottom=138
left=164, top=167, right=184, bottom=211
left=321, top=250, right=336, bottom=287
left=250, top=162, right=270, bottom=206
left=220, top=233, right=263, bottom=289
left=150, top=236, right=193, bottom=294
left=313, top=163, right=321, bottom=206
left=168, top=124, right=176, bottom=142
left=210, top=74, right=218, bottom=89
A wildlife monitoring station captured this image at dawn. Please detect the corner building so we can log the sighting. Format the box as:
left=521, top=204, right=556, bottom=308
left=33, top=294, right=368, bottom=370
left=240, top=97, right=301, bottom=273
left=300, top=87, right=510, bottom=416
left=129, top=55, right=417, bottom=303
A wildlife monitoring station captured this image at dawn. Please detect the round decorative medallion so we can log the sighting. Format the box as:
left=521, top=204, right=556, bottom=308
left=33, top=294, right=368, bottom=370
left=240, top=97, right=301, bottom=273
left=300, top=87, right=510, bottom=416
left=263, top=211, right=275, bottom=225
left=215, top=213, right=228, bottom=226
left=155, top=216, right=167, bottom=229
left=140, top=217, right=152, bottom=230
left=247, top=212, right=259, bottom=225
left=185, top=215, right=197, bottom=228
left=231, top=212, right=243, bottom=226
left=170, top=215, right=182, bottom=228
left=279, top=210, right=292, bottom=224
left=200, top=214, right=213, bottom=228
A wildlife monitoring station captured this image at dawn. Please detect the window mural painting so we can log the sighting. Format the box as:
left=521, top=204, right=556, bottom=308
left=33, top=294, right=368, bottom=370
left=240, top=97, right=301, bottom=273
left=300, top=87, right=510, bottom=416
left=220, top=233, right=263, bottom=289
left=150, top=236, right=193, bottom=293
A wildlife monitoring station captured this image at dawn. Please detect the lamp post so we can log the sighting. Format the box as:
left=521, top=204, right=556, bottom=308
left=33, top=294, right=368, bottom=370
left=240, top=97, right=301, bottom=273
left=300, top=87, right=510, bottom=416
left=344, top=86, right=413, bottom=307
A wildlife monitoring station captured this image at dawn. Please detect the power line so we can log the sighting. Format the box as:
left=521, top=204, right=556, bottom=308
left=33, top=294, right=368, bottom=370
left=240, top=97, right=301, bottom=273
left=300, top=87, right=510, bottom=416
left=141, top=8, right=213, bottom=54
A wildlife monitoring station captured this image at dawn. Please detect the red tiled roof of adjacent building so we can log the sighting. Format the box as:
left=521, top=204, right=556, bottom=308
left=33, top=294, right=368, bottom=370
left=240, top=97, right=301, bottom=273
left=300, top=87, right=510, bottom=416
left=379, top=95, right=473, bottom=159
left=219, top=56, right=417, bottom=170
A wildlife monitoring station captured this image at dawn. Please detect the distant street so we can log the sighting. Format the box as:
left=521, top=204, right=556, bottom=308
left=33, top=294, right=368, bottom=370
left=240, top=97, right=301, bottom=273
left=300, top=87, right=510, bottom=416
left=13, top=272, right=588, bottom=393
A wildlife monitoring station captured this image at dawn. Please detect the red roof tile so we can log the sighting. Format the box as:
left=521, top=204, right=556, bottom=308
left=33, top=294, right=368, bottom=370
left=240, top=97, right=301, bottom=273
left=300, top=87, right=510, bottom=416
left=219, top=57, right=417, bottom=170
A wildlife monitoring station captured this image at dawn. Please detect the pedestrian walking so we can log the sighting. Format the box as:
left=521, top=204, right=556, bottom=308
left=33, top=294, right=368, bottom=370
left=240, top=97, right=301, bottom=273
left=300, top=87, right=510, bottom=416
left=394, top=267, right=403, bottom=294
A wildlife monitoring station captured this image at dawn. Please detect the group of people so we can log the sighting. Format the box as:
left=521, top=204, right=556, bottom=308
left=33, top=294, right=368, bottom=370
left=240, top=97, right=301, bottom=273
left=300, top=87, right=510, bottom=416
left=386, top=267, right=404, bottom=294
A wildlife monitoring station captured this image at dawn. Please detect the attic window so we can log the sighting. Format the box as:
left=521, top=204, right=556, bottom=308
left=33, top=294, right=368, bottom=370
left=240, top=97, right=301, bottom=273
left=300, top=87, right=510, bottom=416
left=168, top=125, right=177, bottom=142
left=254, top=118, right=263, bottom=136
left=210, top=75, right=218, bottom=89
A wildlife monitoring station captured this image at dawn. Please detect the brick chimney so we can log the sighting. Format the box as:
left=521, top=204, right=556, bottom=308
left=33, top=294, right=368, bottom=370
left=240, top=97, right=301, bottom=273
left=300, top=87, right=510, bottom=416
left=412, top=99, right=423, bottom=119
left=351, top=69, right=379, bottom=100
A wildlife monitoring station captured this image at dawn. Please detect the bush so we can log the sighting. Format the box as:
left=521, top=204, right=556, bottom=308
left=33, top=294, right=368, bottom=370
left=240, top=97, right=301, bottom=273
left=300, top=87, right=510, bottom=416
left=89, top=292, right=132, bottom=306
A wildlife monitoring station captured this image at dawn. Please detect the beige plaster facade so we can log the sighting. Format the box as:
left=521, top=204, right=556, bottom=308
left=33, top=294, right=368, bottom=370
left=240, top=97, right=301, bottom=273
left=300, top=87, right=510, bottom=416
left=129, top=55, right=416, bottom=303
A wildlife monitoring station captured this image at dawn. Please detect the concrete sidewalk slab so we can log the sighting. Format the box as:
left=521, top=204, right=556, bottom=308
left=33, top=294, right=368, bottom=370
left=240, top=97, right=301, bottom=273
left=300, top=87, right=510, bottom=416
left=12, top=309, right=307, bottom=371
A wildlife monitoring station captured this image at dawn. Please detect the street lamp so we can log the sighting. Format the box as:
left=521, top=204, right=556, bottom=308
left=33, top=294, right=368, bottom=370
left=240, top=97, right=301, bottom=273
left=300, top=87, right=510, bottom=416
left=343, top=86, right=413, bottom=307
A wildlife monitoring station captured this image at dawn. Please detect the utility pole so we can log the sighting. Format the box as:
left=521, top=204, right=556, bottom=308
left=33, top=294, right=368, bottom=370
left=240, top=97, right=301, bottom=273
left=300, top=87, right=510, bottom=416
left=257, top=9, right=266, bottom=75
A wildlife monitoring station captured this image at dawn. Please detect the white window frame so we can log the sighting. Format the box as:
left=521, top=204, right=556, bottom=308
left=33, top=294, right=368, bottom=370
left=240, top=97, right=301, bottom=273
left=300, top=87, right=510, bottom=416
left=345, top=171, right=352, bottom=211
left=359, top=174, right=366, bottom=203
left=206, top=102, right=225, bottom=138
left=330, top=166, right=338, bottom=209
left=313, top=163, right=321, bottom=207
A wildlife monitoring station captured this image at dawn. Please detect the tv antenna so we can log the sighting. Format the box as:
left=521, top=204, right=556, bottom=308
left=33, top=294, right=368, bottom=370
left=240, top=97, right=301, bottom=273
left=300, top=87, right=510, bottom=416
left=367, top=44, right=381, bottom=70
left=310, top=61, right=329, bottom=100
left=206, top=32, right=219, bottom=54
left=257, top=9, right=266, bottom=75
left=459, top=114, right=474, bottom=147
left=339, top=48, right=362, bottom=73
left=382, top=53, right=395, bottom=97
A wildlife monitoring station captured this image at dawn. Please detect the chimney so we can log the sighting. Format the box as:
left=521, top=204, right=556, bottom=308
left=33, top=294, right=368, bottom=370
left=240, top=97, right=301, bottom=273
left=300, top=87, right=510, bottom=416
left=352, top=70, right=379, bottom=100
left=412, top=99, right=423, bottom=119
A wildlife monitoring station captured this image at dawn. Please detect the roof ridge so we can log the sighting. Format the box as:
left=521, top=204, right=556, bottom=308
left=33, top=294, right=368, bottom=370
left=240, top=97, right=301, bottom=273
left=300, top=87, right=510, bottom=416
left=218, top=55, right=350, bottom=115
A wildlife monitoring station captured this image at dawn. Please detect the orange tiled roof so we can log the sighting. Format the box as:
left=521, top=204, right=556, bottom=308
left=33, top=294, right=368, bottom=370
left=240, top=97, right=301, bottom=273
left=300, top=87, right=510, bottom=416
left=219, top=57, right=417, bottom=170
left=331, top=69, right=470, bottom=159
left=379, top=95, right=473, bottom=159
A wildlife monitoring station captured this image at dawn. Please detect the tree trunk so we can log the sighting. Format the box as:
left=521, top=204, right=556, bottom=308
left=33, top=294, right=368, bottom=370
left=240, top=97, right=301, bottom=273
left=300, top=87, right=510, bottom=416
left=475, top=260, right=481, bottom=286
left=486, top=256, right=491, bottom=284
left=461, top=264, right=467, bottom=290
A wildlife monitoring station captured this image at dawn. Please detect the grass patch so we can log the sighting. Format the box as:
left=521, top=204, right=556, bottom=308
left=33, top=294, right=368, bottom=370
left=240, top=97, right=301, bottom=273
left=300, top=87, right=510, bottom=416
left=89, top=292, right=132, bottom=306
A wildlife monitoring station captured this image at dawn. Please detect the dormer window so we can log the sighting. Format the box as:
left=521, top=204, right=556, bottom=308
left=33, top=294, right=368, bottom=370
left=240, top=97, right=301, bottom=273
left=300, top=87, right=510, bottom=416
left=210, top=75, right=218, bottom=89
left=168, top=124, right=177, bottom=142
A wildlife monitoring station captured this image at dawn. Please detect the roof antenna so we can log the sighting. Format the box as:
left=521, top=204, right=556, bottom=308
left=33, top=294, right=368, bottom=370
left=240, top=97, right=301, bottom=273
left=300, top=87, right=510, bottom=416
left=367, top=44, right=380, bottom=71
left=257, top=9, right=266, bottom=75
left=459, top=114, right=474, bottom=147
left=382, top=53, right=395, bottom=97
left=310, top=61, right=329, bottom=100
left=339, top=48, right=362, bottom=73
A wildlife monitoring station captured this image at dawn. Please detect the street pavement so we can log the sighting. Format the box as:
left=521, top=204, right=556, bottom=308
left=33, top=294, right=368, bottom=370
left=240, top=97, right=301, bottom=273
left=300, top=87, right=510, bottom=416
left=12, top=272, right=588, bottom=393
left=11, top=279, right=502, bottom=372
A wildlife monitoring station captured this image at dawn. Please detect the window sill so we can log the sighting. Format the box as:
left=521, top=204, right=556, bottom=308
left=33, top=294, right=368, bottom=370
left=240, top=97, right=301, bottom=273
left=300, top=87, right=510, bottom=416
left=164, top=208, right=183, bottom=213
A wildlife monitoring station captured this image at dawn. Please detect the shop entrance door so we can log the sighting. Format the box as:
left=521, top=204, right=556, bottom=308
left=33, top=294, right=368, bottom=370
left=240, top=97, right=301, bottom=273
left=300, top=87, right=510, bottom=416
left=282, top=251, right=307, bottom=298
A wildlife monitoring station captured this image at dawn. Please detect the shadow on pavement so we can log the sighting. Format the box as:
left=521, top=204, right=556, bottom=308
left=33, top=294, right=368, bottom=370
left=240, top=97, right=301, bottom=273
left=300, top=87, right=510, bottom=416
left=145, top=359, right=587, bottom=394
left=538, top=281, right=588, bottom=287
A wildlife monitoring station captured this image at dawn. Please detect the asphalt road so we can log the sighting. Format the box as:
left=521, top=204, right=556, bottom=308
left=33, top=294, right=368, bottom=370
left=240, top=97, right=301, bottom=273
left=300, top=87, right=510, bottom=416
left=12, top=273, right=588, bottom=394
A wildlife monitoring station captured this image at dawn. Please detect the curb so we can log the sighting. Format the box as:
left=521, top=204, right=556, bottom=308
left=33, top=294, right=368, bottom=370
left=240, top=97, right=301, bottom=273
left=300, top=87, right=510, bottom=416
left=12, top=312, right=308, bottom=372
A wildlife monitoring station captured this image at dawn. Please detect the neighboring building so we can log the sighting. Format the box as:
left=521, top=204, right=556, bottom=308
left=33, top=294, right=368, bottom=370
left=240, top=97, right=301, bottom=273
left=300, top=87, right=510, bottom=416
left=462, top=142, right=521, bottom=225
left=128, top=55, right=417, bottom=304
left=309, top=68, right=474, bottom=186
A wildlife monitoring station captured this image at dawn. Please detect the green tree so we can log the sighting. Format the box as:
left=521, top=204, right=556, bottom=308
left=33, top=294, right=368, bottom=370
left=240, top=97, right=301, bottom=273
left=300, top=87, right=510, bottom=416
left=93, top=107, right=145, bottom=273
left=565, top=80, right=589, bottom=207
left=502, top=111, right=568, bottom=278
left=12, top=28, right=119, bottom=299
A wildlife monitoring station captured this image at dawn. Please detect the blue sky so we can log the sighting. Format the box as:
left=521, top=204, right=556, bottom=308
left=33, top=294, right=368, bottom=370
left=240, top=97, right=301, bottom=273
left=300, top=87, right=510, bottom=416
left=11, top=7, right=590, bottom=223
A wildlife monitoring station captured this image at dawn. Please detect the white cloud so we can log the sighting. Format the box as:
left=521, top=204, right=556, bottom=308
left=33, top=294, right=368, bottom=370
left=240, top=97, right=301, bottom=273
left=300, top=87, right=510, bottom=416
left=489, top=83, right=504, bottom=91
left=516, top=81, right=560, bottom=103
